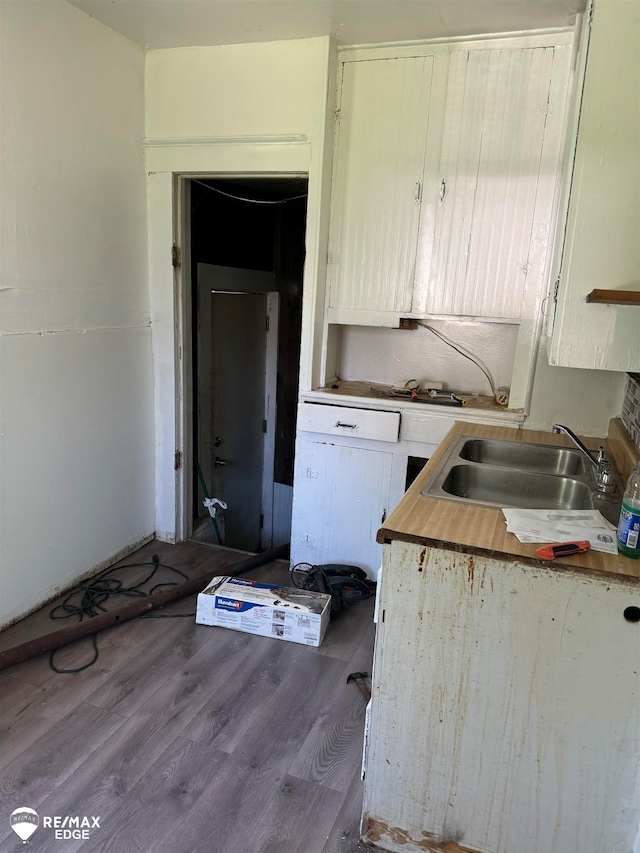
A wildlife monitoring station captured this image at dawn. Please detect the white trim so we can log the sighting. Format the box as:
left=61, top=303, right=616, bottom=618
left=261, top=292, right=280, bottom=549
left=340, top=30, right=574, bottom=61
left=174, top=177, right=192, bottom=543
left=145, top=134, right=308, bottom=148
left=145, top=139, right=311, bottom=175
left=146, top=138, right=320, bottom=543
left=546, top=8, right=592, bottom=340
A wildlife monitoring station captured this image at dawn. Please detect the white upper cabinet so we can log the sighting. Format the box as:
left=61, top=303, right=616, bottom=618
left=326, top=37, right=572, bottom=327
left=418, top=46, right=568, bottom=319
left=548, top=0, right=640, bottom=371
left=327, top=54, right=441, bottom=324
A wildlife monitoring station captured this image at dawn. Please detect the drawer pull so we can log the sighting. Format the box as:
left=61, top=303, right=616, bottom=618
left=335, top=421, right=359, bottom=430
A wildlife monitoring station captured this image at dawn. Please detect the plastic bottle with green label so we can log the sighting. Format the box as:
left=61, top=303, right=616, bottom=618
left=617, top=460, right=640, bottom=558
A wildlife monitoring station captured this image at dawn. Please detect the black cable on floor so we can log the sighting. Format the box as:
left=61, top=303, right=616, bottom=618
left=48, top=554, right=196, bottom=674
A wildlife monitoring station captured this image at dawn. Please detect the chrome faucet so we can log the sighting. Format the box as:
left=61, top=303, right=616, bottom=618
left=551, top=424, right=616, bottom=494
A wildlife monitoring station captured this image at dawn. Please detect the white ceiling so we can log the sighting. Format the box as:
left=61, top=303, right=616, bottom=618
left=66, top=0, right=586, bottom=50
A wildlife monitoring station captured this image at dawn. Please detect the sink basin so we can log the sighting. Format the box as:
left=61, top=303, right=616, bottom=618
left=440, top=465, right=593, bottom=510
left=420, top=433, right=599, bottom=511
left=459, top=438, right=586, bottom=477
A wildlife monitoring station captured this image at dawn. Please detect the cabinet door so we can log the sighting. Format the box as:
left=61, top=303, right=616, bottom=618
left=417, top=45, right=570, bottom=319
left=549, top=0, right=640, bottom=370
left=364, top=541, right=640, bottom=853
left=327, top=56, right=435, bottom=322
left=290, top=438, right=393, bottom=579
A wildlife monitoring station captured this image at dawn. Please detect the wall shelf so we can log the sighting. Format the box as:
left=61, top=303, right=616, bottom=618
left=586, top=289, right=640, bottom=305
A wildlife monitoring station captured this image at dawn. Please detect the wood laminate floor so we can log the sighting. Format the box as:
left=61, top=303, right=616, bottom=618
left=0, top=541, right=380, bottom=853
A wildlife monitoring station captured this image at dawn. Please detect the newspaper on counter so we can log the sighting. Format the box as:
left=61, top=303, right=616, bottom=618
left=501, top=509, right=618, bottom=554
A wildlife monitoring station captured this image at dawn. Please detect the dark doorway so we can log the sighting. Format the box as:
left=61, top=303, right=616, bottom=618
left=189, top=176, right=307, bottom=552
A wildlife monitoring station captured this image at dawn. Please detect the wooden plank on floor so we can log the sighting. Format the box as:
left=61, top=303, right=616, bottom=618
left=0, top=541, right=252, bottom=653
left=0, top=612, right=197, bottom=771
left=83, top=608, right=211, bottom=718
left=0, top=542, right=380, bottom=853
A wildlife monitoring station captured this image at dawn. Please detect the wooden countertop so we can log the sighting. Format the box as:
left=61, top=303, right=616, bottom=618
left=378, top=419, right=640, bottom=583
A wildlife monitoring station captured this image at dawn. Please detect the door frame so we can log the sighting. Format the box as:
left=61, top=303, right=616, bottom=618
left=145, top=137, right=325, bottom=544
left=261, top=291, right=279, bottom=549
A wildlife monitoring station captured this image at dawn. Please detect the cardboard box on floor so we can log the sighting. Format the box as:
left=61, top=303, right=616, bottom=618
left=196, top=576, right=331, bottom=647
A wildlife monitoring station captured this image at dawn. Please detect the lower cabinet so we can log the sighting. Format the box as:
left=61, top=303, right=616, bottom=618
left=290, top=436, right=399, bottom=579
left=363, top=540, right=640, bottom=853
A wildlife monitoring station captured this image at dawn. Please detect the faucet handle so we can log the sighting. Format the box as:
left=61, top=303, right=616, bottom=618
left=595, top=447, right=616, bottom=494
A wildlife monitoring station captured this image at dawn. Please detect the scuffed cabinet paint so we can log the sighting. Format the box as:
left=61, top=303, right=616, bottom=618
left=290, top=437, right=397, bottom=580
left=363, top=540, right=640, bottom=853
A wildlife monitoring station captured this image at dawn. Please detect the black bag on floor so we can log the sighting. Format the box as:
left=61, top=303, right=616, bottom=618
left=290, top=563, right=374, bottom=620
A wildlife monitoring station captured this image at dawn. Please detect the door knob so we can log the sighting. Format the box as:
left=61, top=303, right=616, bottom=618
left=215, top=457, right=228, bottom=467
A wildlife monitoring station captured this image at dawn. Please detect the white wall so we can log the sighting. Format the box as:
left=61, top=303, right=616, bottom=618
left=0, top=0, right=154, bottom=627
left=145, top=39, right=332, bottom=141
left=337, top=322, right=518, bottom=397
left=526, top=337, right=626, bottom=436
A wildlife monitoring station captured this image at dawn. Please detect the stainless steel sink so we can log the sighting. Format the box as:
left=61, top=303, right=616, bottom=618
left=458, top=438, right=586, bottom=477
left=440, top=465, right=593, bottom=510
left=420, top=434, right=598, bottom=511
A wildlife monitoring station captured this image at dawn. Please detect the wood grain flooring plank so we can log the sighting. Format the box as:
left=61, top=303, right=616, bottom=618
left=0, top=702, right=126, bottom=824
left=0, top=674, right=43, bottom=722
left=161, top=652, right=350, bottom=852
left=73, top=736, right=230, bottom=853
left=222, top=773, right=345, bottom=853
left=286, top=681, right=366, bottom=795
left=82, top=610, right=207, bottom=718
left=227, top=647, right=349, bottom=766
left=157, top=746, right=249, bottom=853
left=0, top=612, right=201, bottom=770
left=181, top=633, right=302, bottom=751
left=322, top=773, right=379, bottom=853
left=49, top=627, right=250, bottom=797
left=0, top=631, right=257, bottom=852
left=316, top=599, right=375, bottom=662
left=287, top=621, right=375, bottom=794
left=0, top=544, right=380, bottom=853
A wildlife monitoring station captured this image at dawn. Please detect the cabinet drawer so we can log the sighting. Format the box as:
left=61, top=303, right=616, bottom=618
left=298, top=404, right=400, bottom=443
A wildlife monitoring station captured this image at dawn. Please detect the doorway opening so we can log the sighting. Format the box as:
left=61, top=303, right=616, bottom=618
left=188, top=175, right=307, bottom=553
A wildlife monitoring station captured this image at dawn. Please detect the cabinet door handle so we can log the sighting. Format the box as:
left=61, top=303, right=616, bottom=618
left=414, top=180, right=422, bottom=205
left=439, top=178, right=447, bottom=203
left=335, top=421, right=358, bottom=430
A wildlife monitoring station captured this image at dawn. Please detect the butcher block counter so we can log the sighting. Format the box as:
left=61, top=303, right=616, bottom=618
left=362, top=419, right=640, bottom=853
left=377, top=418, right=640, bottom=582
